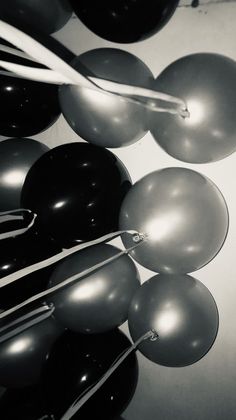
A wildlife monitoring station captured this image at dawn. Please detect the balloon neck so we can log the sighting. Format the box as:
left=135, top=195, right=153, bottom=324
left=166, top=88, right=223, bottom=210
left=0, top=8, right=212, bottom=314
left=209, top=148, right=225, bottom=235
left=150, top=329, right=159, bottom=341
left=132, top=232, right=147, bottom=244
left=180, top=107, right=190, bottom=119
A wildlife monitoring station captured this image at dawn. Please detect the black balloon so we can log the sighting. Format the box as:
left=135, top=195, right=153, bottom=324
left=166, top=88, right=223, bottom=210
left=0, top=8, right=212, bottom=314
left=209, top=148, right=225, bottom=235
left=44, top=329, right=139, bottom=419
left=0, top=73, right=60, bottom=138
left=0, top=316, right=62, bottom=388
left=0, top=138, right=49, bottom=211
left=70, top=0, right=179, bottom=43
left=0, top=385, right=50, bottom=420
left=0, top=0, right=72, bottom=35
left=0, top=228, right=61, bottom=310
left=21, top=143, right=132, bottom=246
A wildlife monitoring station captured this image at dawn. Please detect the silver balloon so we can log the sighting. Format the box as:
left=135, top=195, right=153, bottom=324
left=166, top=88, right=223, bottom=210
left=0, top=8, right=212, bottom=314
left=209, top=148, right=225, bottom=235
left=119, top=167, right=228, bottom=274
left=59, top=48, right=154, bottom=148
left=48, top=243, right=140, bottom=334
left=0, top=138, right=49, bottom=211
left=149, top=53, right=236, bottom=163
left=128, top=274, right=219, bottom=367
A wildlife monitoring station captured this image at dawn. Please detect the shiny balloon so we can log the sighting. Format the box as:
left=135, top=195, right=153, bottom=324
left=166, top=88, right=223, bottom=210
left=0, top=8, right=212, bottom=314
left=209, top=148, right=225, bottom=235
left=150, top=53, right=236, bottom=163
left=69, top=0, right=179, bottom=43
left=0, top=229, right=61, bottom=310
left=0, top=316, right=62, bottom=388
left=128, top=274, right=219, bottom=367
left=0, top=73, right=60, bottom=137
left=0, top=385, right=49, bottom=420
left=119, top=167, right=228, bottom=274
left=59, top=48, right=154, bottom=148
left=21, top=143, right=132, bottom=246
left=44, top=329, right=138, bottom=419
left=0, top=138, right=49, bottom=211
left=0, top=0, right=72, bottom=34
left=48, top=243, right=140, bottom=334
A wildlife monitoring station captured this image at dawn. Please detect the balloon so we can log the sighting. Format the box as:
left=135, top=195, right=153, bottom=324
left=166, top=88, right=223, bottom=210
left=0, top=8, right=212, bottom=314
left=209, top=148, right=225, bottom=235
left=149, top=53, right=236, bottom=163
left=128, top=274, right=219, bottom=367
left=69, top=0, right=179, bottom=43
left=0, top=0, right=72, bottom=35
left=0, top=72, right=60, bottom=137
left=48, top=243, right=140, bottom=334
left=44, top=329, right=138, bottom=419
left=119, top=167, right=228, bottom=274
left=0, top=138, right=49, bottom=211
left=0, top=385, right=49, bottom=420
left=0, top=316, right=62, bottom=388
left=0, top=229, right=61, bottom=310
left=21, top=143, right=132, bottom=246
left=59, top=48, right=154, bottom=148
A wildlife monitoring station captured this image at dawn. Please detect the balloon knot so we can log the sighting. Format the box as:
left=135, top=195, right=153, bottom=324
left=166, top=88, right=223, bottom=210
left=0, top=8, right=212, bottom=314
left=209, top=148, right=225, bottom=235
left=132, top=232, right=147, bottom=243
left=150, top=329, right=159, bottom=341
left=180, top=108, right=190, bottom=119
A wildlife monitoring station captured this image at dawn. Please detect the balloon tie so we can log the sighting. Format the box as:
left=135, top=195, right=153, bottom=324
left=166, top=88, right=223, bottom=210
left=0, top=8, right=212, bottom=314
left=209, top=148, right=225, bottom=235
left=132, top=232, right=147, bottom=243
left=0, top=20, right=188, bottom=117
left=0, top=230, right=145, bottom=320
left=150, top=329, right=159, bottom=341
left=59, top=329, right=158, bottom=420
left=0, top=208, right=37, bottom=240
left=181, top=107, right=190, bottom=119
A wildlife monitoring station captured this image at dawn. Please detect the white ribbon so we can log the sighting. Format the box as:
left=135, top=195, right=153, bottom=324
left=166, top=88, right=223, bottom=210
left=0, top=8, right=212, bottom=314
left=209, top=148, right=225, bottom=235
left=0, top=209, right=37, bottom=240
left=0, top=230, right=146, bottom=320
left=0, top=20, right=189, bottom=117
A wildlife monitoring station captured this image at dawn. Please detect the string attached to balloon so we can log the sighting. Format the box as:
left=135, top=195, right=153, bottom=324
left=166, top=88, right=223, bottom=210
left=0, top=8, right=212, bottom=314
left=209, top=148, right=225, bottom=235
left=0, top=43, right=36, bottom=61
left=0, top=230, right=146, bottom=320
left=0, top=208, right=37, bottom=240
left=60, top=329, right=158, bottom=420
left=0, top=229, right=144, bottom=289
left=0, top=61, right=186, bottom=116
left=0, top=304, right=54, bottom=344
left=0, top=20, right=189, bottom=118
